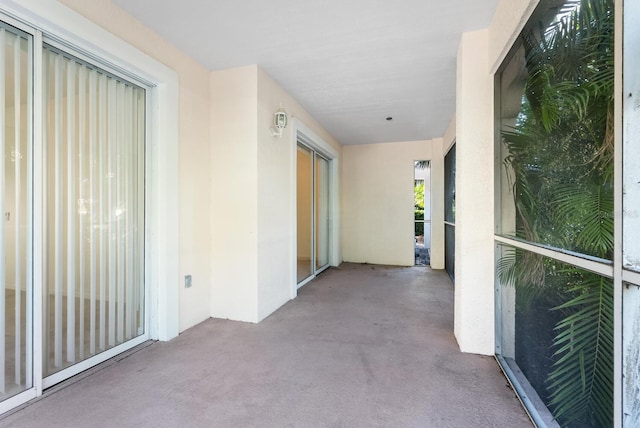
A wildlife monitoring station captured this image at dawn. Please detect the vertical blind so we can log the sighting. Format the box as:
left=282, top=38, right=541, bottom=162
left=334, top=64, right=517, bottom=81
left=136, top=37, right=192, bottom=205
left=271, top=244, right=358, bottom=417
left=0, top=24, right=32, bottom=398
left=42, top=45, right=145, bottom=376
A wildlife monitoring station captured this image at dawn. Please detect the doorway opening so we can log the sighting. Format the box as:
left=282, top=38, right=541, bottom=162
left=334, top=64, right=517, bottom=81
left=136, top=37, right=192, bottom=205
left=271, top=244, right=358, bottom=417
left=414, top=161, right=430, bottom=266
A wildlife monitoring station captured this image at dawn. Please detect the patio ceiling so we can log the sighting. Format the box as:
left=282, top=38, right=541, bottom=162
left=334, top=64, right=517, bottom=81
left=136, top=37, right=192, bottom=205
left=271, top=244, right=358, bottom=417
left=113, top=0, right=499, bottom=145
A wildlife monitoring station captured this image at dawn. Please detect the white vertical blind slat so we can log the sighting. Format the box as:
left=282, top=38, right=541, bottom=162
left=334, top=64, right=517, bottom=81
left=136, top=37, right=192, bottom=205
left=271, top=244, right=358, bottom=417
left=98, top=73, right=106, bottom=352
left=53, top=53, right=63, bottom=369
left=13, top=34, right=22, bottom=386
left=116, top=83, right=124, bottom=344
left=107, top=78, right=116, bottom=348
left=25, top=33, right=33, bottom=388
left=78, top=65, right=86, bottom=360
left=89, top=71, right=97, bottom=355
left=66, top=59, right=76, bottom=364
left=124, top=85, right=133, bottom=340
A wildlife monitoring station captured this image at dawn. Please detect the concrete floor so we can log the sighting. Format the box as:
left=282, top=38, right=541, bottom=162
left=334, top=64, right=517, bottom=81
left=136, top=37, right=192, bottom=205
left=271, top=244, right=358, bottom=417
left=0, top=263, right=532, bottom=428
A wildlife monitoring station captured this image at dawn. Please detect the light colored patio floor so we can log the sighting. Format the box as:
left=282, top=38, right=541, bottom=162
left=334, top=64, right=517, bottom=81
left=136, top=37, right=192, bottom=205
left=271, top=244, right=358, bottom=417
left=0, top=263, right=532, bottom=427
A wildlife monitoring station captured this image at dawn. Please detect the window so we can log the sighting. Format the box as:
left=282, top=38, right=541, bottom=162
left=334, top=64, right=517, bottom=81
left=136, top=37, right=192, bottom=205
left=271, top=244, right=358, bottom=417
left=444, top=144, right=455, bottom=281
left=495, top=0, right=617, bottom=426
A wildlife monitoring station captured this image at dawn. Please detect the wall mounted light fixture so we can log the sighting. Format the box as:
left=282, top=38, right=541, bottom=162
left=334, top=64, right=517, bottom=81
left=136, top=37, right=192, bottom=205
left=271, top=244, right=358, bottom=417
left=270, top=107, right=288, bottom=137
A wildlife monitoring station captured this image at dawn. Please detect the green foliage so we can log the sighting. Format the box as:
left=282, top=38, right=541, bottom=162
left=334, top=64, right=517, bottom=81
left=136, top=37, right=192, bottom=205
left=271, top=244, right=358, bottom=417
left=414, top=181, right=425, bottom=210
left=415, top=209, right=424, bottom=236
left=499, top=0, right=614, bottom=426
left=548, top=272, right=614, bottom=427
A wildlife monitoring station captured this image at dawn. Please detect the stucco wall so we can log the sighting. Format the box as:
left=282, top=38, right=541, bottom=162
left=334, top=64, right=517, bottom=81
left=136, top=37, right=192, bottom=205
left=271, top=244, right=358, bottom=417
left=209, top=65, right=342, bottom=323
left=343, top=140, right=440, bottom=267
left=210, top=66, right=260, bottom=322
left=453, top=0, right=539, bottom=355
left=256, top=67, right=342, bottom=321
left=429, top=138, right=445, bottom=270
left=60, top=0, right=212, bottom=332
left=454, top=29, right=494, bottom=355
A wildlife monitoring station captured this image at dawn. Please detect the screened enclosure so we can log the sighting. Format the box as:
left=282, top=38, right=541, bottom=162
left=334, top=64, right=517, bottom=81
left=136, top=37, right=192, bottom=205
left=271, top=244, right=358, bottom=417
left=495, top=0, right=617, bottom=426
left=444, top=144, right=455, bottom=281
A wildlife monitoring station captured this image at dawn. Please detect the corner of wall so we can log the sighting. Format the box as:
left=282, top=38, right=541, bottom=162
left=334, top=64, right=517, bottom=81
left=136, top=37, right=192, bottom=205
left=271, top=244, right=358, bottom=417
left=443, top=116, right=456, bottom=153
left=454, top=28, right=495, bottom=355
left=430, top=137, right=445, bottom=270
left=453, top=0, right=539, bottom=356
left=488, top=0, right=539, bottom=72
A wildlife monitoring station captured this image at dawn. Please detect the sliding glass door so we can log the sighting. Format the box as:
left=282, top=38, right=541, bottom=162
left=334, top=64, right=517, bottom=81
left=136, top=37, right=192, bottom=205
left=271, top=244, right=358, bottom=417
left=0, top=19, right=148, bottom=410
left=297, top=145, right=313, bottom=282
left=42, top=45, right=146, bottom=379
left=297, top=142, right=330, bottom=285
left=0, top=22, right=32, bottom=401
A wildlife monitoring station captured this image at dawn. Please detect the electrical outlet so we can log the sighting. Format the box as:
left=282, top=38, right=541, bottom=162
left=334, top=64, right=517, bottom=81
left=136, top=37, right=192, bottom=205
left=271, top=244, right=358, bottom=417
left=185, top=274, right=192, bottom=288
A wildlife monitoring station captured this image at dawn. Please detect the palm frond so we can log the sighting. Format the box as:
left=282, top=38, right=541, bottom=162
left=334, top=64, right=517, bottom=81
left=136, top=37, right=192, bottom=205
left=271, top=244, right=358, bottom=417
left=553, top=182, right=614, bottom=259
left=547, top=273, right=614, bottom=427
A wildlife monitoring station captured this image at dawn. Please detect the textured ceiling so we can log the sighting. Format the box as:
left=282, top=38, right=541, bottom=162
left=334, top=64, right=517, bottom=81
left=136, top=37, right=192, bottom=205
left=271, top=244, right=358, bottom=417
left=113, top=0, right=499, bottom=145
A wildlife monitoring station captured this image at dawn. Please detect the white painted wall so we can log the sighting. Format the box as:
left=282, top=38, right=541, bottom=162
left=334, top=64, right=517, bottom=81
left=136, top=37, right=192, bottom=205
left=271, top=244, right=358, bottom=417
left=210, top=65, right=259, bottom=322
left=455, top=29, right=494, bottom=355
left=210, top=65, right=342, bottom=323
left=256, top=67, right=342, bottom=321
left=343, top=140, right=442, bottom=267
left=256, top=68, right=297, bottom=322
left=453, top=0, right=539, bottom=355
left=430, top=138, right=445, bottom=270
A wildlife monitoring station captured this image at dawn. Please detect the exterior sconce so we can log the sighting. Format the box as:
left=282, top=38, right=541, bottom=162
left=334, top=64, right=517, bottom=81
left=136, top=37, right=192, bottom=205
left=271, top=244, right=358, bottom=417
left=270, top=107, right=288, bottom=137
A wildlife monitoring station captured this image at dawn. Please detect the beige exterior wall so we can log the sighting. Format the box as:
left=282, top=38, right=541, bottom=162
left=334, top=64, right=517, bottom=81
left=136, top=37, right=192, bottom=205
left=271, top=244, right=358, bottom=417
left=455, top=29, right=494, bottom=355
left=60, top=0, right=212, bottom=332
left=256, top=67, right=343, bottom=321
left=453, top=0, right=539, bottom=355
left=210, top=66, right=260, bottom=322
left=210, top=65, right=343, bottom=323
left=443, top=116, right=456, bottom=154
left=429, top=138, right=445, bottom=270
left=343, top=140, right=441, bottom=267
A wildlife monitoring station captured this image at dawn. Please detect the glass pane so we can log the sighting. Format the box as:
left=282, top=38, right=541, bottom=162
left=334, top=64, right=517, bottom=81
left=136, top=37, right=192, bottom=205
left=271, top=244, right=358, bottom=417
left=296, top=145, right=312, bottom=283
left=1, top=24, right=32, bottom=401
left=444, top=224, right=455, bottom=281
left=42, top=46, right=145, bottom=377
left=444, top=145, right=455, bottom=224
left=444, top=146, right=455, bottom=280
left=496, top=244, right=613, bottom=427
left=315, top=156, right=329, bottom=270
left=497, top=0, right=614, bottom=260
